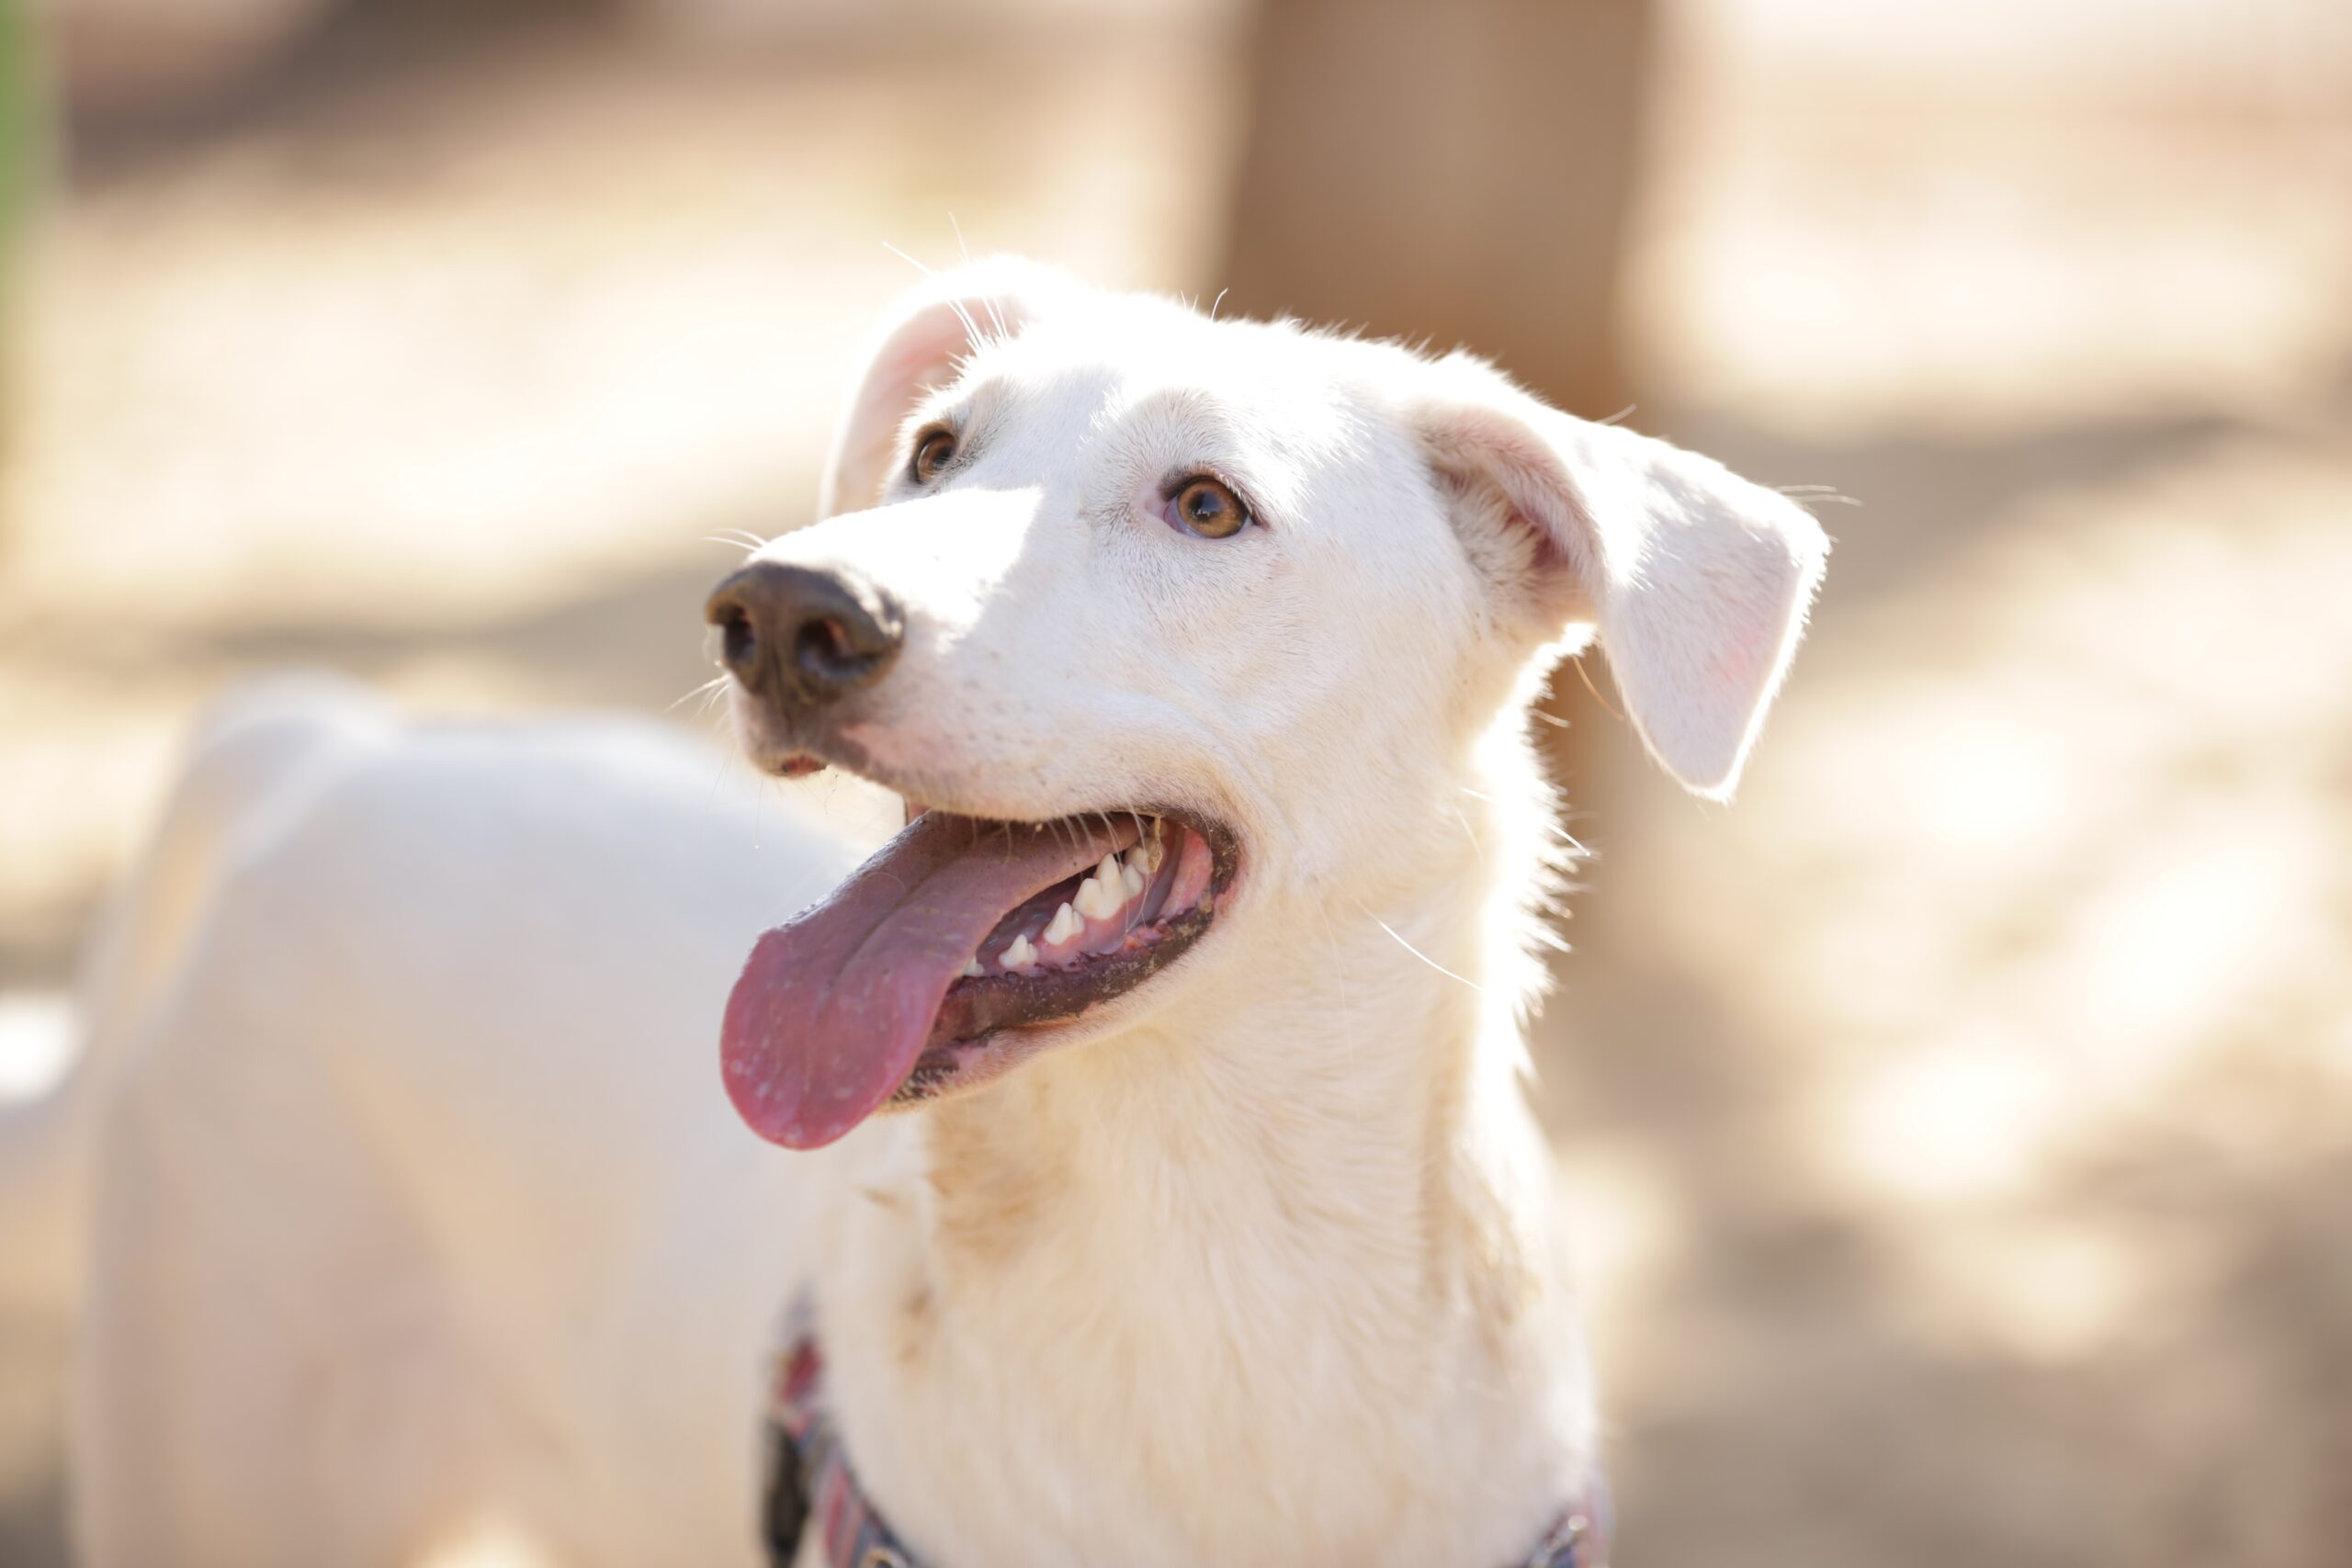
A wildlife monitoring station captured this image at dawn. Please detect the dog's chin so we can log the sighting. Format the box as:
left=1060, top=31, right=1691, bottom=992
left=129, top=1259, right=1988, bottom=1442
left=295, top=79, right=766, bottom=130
left=718, top=730, right=1242, bottom=1149
left=882, top=983, right=1156, bottom=1113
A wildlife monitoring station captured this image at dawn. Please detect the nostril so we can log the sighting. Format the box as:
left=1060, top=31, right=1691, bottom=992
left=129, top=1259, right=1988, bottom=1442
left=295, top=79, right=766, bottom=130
left=718, top=605, right=759, bottom=672
left=795, top=615, right=861, bottom=677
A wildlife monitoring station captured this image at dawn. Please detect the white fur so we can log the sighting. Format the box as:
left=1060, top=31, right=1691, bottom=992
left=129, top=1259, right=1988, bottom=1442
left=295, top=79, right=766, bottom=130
left=23, top=262, right=1825, bottom=1567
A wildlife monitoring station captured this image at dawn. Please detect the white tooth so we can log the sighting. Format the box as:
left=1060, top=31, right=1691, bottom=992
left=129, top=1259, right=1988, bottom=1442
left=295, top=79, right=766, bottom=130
left=1122, top=859, right=1146, bottom=897
left=961, top=958, right=984, bottom=978
left=1043, top=901, right=1081, bottom=946
left=1001, top=934, right=1036, bottom=971
left=1074, top=873, right=1117, bottom=921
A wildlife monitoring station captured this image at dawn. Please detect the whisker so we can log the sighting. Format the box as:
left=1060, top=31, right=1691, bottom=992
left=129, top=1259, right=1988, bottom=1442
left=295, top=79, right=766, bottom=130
left=1350, top=898, right=1485, bottom=996
left=936, top=293, right=983, bottom=355
left=881, top=241, right=936, bottom=279
left=944, top=216, right=1011, bottom=349
left=1774, top=485, right=1860, bottom=510
left=668, top=674, right=730, bottom=714
left=1448, top=803, right=1483, bottom=862
left=882, top=243, right=987, bottom=348
left=1572, top=655, right=1627, bottom=724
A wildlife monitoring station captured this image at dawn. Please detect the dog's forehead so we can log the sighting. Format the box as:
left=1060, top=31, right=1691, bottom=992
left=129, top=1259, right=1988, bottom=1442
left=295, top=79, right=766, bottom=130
left=973, top=298, right=1372, bottom=452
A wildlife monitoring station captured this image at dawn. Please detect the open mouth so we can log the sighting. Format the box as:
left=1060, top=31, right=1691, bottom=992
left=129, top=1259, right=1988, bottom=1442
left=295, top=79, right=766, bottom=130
left=720, top=808, right=1234, bottom=1149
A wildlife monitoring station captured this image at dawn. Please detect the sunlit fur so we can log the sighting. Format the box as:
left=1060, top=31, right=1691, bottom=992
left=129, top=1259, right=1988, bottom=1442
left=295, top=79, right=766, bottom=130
left=24, top=261, right=1824, bottom=1568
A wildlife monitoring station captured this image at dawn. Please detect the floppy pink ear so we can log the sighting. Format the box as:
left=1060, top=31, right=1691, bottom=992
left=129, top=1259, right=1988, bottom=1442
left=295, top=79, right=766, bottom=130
left=1413, top=354, right=1829, bottom=799
left=818, top=257, right=1077, bottom=519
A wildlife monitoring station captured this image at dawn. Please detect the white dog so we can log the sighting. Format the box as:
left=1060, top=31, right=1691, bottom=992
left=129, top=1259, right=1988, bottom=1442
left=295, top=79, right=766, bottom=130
left=28, top=259, right=1826, bottom=1567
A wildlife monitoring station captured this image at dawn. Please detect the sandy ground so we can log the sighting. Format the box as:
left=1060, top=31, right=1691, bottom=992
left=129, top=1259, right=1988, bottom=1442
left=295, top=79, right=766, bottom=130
left=3, top=3, right=2350, bottom=1563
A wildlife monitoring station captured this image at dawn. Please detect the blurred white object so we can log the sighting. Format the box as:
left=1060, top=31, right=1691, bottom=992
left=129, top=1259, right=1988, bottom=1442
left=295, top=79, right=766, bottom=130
left=0, top=994, right=75, bottom=1105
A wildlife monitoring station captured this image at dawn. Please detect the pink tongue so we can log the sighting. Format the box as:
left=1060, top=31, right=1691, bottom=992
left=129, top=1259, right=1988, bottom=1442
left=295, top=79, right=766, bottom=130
left=721, top=812, right=1140, bottom=1148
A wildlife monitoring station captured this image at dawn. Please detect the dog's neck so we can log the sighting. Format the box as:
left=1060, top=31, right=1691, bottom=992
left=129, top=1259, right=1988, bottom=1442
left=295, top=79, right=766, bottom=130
left=815, top=725, right=1591, bottom=1568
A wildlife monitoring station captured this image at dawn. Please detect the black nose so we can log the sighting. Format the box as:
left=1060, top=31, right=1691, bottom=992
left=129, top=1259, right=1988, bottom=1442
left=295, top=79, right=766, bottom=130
left=705, top=561, right=905, bottom=711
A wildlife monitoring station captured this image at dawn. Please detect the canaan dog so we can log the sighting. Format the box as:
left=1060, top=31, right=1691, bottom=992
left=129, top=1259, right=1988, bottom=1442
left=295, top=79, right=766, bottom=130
left=20, top=259, right=1826, bottom=1566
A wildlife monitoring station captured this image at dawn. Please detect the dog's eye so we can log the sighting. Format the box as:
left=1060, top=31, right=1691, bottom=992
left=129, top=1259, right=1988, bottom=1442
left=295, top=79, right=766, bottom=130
left=1166, top=477, right=1250, bottom=540
left=910, top=427, right=957, bottom=485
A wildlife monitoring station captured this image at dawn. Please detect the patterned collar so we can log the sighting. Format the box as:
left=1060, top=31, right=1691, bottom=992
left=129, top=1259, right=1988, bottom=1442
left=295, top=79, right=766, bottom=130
left=762, top=1298, right=1609, bottom=1568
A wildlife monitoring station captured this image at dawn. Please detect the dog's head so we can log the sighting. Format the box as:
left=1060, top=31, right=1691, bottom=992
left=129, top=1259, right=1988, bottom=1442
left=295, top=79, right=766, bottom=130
left=708, top=259, right=1826, bottom=1148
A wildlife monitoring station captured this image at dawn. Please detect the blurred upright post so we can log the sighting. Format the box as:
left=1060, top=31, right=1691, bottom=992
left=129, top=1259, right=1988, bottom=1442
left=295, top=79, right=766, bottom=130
left=1217, top=0, right=1657, bottom=791
left=1217, top=0, right=1651, bottom=423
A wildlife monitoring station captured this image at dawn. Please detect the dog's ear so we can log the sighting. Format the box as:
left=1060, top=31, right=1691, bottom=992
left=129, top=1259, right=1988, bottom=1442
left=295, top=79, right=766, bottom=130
left=819, top=257, right=1077, bottom=519
left=1412, top=354, right=1828, bottom=799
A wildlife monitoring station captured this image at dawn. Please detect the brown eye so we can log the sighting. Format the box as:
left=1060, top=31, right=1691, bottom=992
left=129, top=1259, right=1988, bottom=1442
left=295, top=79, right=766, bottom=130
left=1168, top=477, right=1250, bottom=539
left=910, top=427, right=957, bottom=484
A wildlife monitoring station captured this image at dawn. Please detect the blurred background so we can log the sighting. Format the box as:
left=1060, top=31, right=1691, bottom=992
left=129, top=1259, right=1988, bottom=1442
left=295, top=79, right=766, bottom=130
left=2, top=0, right=2349, bottom=1562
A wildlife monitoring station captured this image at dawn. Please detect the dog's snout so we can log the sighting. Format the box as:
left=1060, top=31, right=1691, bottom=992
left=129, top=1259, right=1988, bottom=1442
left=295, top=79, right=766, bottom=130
left=705, top=561, right=905, bottom=712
